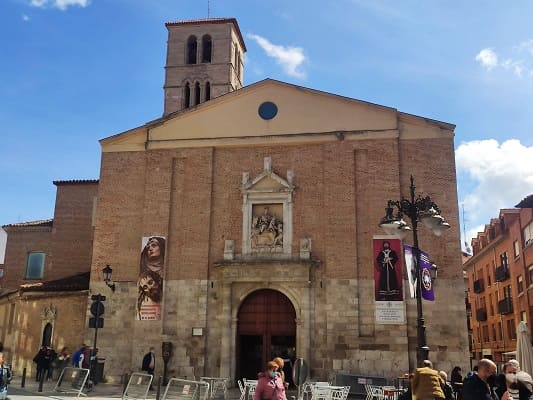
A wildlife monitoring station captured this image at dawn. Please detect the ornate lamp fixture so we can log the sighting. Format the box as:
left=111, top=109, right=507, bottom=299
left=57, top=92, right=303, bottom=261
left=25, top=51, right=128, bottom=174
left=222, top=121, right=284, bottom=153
left=102, top=264, right=116, bottom=292
left=378, top=175, right=450, bottom=366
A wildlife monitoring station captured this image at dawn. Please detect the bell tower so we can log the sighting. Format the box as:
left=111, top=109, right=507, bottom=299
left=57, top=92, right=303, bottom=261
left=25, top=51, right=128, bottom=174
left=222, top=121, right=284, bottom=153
left=163, top=18, right=246, bottom=116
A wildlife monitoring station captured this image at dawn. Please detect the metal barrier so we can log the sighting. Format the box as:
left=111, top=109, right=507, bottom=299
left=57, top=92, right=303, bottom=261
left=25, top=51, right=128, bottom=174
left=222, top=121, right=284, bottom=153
left=334, top=373, right=387, bottom=398
left=123, top=372, right=154, bottom=400
left=53, top=367, right=90, bottom=398
left=162, top=378, right=210, bottom=400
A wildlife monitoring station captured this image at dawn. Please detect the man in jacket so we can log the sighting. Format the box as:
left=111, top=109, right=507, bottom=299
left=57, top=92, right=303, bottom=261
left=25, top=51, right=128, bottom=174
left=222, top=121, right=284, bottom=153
left=463, top=358, right=497, bottom=400
left=412, top=360, right=445, bottom=400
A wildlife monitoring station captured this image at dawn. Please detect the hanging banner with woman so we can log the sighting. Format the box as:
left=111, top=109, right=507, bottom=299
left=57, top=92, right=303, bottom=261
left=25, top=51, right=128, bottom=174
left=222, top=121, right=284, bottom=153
left=137, top=236, right=166, bottom=320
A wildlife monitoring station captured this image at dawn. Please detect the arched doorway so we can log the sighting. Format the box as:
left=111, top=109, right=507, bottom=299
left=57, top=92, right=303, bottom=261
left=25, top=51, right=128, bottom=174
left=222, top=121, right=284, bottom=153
left=237, top=289, right=296, bottom=382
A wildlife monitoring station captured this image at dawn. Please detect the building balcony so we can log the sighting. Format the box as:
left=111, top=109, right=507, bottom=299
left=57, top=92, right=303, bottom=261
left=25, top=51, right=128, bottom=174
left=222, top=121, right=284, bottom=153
left=474, top=279, right=485, bottom=293
left=495, top=265, right=510, bottom=282
left=498, top=299, right=513, bottom=315
left=476, top=308, right=488, bottom=321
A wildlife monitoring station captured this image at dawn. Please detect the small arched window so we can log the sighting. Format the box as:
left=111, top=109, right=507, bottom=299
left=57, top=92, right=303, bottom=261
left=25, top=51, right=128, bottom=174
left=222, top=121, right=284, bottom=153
left=237, top=52, right=241, bottom=79
left=194, top=82, right=201, bottom=105
left=205, top=82, right=211, bottom=101
left=184, top=82, right=191, bottom=108
left=202, top=35, right=212, bottom=63
left=42, top=322, right=53, bottom=347
left=187, top=36, right=197, bottom=64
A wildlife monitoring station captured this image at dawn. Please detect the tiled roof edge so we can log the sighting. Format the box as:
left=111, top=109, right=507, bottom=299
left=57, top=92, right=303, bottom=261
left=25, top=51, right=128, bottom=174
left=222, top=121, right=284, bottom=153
left=2, top=219, right=53, bottom=228
left=53, top=179, right=99, bottom=186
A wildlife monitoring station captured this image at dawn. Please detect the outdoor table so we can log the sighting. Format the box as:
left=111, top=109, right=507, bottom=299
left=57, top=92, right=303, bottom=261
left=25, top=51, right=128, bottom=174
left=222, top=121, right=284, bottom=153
left=383, top=387, right=405, bottom=400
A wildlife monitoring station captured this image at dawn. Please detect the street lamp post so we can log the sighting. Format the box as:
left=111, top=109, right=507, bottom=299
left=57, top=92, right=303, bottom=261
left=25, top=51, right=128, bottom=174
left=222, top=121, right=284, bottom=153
left=379, top=175, right=450, bottom=366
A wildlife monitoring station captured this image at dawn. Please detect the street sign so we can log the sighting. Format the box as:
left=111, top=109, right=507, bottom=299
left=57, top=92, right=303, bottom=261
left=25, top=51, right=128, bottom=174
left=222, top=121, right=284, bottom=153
left=292, top=358, right=308, bottom=386
left=90, top=301, right=105, bottom=317
left=89, top=317, right=104, bottom=328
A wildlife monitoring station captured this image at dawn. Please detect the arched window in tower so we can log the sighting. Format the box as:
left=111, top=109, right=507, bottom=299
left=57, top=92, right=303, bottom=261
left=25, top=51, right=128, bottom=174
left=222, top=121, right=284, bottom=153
left=234, top=44, right=238, bottom=71
left=184, top=82, right=191, bottom=108
left=202, top=35, right=212, bottom=63
left=194, top=82, right=201, bottom=105
left=205, top=82, right=211, bottom=101
left=237, top=52, right=241, bottom=79
left=186, top=35, right=197, bottom=64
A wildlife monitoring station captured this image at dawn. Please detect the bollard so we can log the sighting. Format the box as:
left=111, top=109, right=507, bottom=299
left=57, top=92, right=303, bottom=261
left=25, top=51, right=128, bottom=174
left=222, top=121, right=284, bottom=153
left=21, top=367, right=26, bottom=388
left=155, top=375, right=162, bottom=400
left=122, top=372, right=129, bottom=395
left=38, top=368, right=45, bottom=392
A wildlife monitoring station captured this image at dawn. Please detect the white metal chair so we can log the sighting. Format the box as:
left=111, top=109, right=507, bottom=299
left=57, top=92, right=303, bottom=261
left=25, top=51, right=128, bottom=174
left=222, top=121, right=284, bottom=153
left=368, top=385, right=385, bottom=400
left=243, top=379, right=257, bottom=400
left=238, top=380, right=245, bottom=400
left=310, top=384, right=331, bottom=400
left=329, top=386, right=350, bottom=400
left=300, top=381, right=313, bottom=400
left=364, top=385, right=373, bottom=400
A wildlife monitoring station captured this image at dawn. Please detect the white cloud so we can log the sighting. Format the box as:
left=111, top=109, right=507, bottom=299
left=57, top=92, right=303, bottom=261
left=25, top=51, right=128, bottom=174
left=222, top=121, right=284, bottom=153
left=456, top=139, right=533, bottom=241
left=475, top=48, right=498, bottom=70
left=475, top=39, right=533, bottom=78
left=30, top=0, right=90, bottom=10
left=247, top=34, right=307, bottom=79
left=22, top=14, right=30, bottom=21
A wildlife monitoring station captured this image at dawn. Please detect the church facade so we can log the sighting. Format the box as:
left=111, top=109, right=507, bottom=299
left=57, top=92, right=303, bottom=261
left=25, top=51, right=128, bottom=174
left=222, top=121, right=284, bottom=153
left=89, top=18, right=469, bottom=382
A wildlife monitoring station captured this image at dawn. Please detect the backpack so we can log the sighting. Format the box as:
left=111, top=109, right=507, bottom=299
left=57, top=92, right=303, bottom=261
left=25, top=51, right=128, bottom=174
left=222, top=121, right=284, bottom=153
left=0, top=365, right=12, bottom=388
left=72, top=348, right=83, bottom=367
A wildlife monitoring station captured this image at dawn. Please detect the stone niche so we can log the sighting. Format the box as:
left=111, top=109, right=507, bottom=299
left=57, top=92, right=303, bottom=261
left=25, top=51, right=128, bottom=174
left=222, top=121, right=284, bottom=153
left=240, top=157, right=294, bottom=259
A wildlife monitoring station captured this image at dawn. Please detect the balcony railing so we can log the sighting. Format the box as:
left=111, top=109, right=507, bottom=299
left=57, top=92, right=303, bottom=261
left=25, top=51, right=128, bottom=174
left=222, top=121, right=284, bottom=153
left=476, top=308, right=488, bottom=321
left=495, top=265, right=510, bottom=282
left=474, top=279, right=485, bottom=293
left=498, top=299, right=513, bottom=315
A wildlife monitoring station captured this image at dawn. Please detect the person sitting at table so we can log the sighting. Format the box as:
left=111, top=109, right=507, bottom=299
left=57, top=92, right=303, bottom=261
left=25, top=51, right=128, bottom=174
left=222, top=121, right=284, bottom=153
left=254, top=361, right=286, bottom=400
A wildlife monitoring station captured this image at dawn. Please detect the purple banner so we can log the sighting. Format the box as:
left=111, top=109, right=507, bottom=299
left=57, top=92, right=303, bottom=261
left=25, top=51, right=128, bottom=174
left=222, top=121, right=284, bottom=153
left=403, top=244, right=435, bottom=301
left=419, top=250, right=435, bottom=301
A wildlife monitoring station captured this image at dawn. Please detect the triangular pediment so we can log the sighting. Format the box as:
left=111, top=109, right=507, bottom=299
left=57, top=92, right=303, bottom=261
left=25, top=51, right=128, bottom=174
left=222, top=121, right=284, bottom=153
left=149, top=79, right=398, bottom=141
left=246, top=172, right=291, bottom=192
left=100, top=79, right=454, bottom=152
left=242, top=157, right=293, bottom=193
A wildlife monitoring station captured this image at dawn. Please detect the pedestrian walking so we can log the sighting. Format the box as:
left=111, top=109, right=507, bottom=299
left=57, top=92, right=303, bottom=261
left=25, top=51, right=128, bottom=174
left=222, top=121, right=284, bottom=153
left=0, top=353, right=12, bottom=400
left=142, top=347, right=155, bottom=390
left=463, top=359, right=497, bottom=400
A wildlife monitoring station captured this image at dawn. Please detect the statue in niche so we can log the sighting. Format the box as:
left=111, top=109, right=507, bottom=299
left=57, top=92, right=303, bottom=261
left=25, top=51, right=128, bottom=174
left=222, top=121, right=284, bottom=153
left=251, top=206, right=283, bottom=250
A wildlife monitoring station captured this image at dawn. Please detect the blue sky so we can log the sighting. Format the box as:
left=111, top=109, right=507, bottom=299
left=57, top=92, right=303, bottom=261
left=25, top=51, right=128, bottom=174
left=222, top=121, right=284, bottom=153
left=1, top=0, right=533, bottom=254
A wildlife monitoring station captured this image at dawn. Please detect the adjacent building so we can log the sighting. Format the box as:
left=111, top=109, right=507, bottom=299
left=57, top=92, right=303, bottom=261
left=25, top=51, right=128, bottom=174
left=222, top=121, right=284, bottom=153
left=0, top=180, right=98, bottom=374
left=464, top=195, right=533, bottom=364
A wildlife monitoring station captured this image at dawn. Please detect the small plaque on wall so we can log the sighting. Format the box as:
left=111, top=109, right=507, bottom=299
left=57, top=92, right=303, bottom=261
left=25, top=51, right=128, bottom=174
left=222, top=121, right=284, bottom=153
left=375, top=301, right=405, bottom=324
left=192, top=327, right=203, bottom=336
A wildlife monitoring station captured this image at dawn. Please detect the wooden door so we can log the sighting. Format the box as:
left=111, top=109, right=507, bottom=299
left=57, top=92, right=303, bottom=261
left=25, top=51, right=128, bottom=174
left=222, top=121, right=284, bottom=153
left=237, top=289, right=296, bottom=380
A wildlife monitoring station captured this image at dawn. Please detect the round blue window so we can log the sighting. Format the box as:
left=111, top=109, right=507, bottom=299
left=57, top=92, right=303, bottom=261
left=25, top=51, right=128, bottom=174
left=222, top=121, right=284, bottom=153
left=258, top=101, right=278, bottom=120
